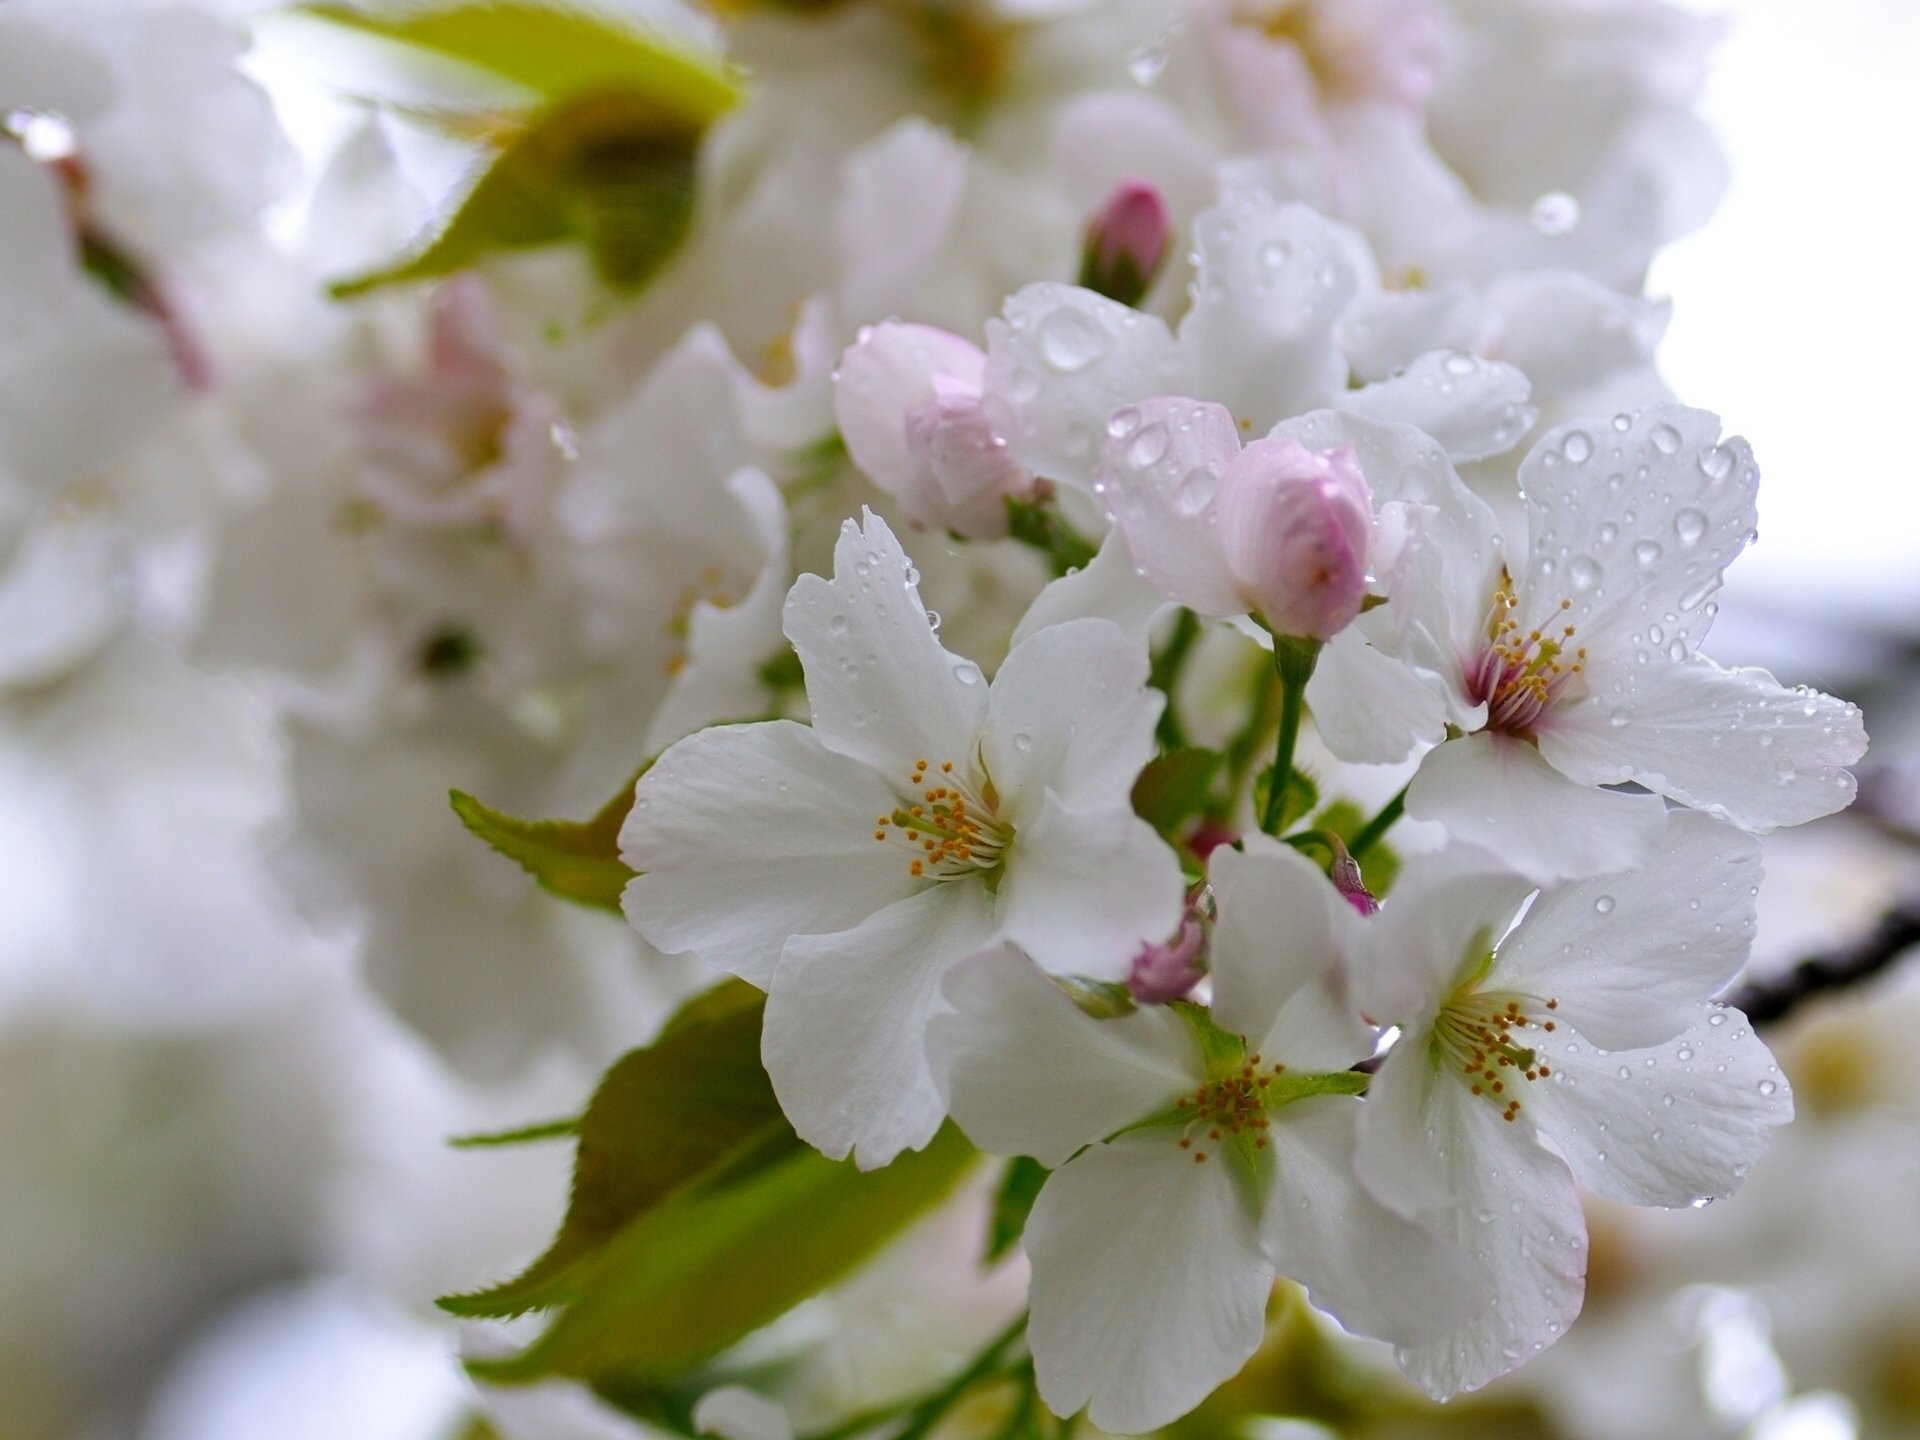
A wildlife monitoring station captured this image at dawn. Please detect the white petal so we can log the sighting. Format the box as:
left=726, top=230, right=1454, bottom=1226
left=1480, top=271, right=1669, bottom=400
left=1262, top=1095, right=1481, bottom=1350
left=1358, top=850, right=1533, bottom=1034
left=1341, top=351, right=1538, bottom=462
left=1047, top=89, right=1217, bottom=237
left=1306, top=625, right=1451, bottom=764
left=1008, top=529, right=1171, bottom=649
left=983, top=617, right=1159, bottom=818
left=1489, top=812, right=1761, bottom=1049
left=783, top=510, right=988, bottom=781
left=0, top=516, right=122, bottom=689
left=1539, top=658, right=1866, bottom=832
left=999, top=794, right=1184, bottom=981
left=930, top=946, right=1203, bottom=1167
left=835, top=118, right=968, bottom=323
left=1405, top=731, right=1668, bottom=884
left=1026, top=1132, right=1271, bottom=1434
left=1095, top=396, right=1248, bottom=618
left=1356, top=1044, right=1588, bottom=1398
left=1208, top=837, right=1371, bottom=1069
left=1522, top=1007, right=1792, bottom=1208
left=1336, top=283, right=1481, bottom=383
left=765, top=881, right=999, bottom=1169
left=1180, top=192, right=1361, bottom=431
left=1515, top=405, right=1757, bottom=660
left=693, top=1387, right=792, bottom=1440
left=620, top=721, right=912, bottom=987
left=982, top=282, right=1181, bottom=492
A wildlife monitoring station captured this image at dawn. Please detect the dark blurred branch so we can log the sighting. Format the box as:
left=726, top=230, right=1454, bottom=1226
left=1729, top=900, right=1920, bottom=1025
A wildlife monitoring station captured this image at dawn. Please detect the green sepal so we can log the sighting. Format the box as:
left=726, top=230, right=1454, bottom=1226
left=331, top=89, right=706, bottom=298
left=983, top=1156, right=1049, bottom=1266
left=439, top=979, right=780, bottom=1319
left=1252, top=766, right=1318, bottom=835
left=288, top=2, right=745, bottom=116
left=1131, top=748, right=1222, bottom=837
left=449, top=761, right=648, bottom=911
left=467, top=1123, right=978, bottom=1385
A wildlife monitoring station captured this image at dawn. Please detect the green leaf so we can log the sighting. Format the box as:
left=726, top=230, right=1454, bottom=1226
left=448, top=1115, right=580, bottom=1148
left=332, top=89, right=705, bottom=297
left=442, top=980, right=781, bottom=1318
left=1316, top=799, right=1401, bottom=896
left=984, top=1156, right=1048, bottom=1265
left=450, top=761, right=647, bottom=911
left=290, top=3, right=745, bottom=117
left=469, top=1123, right=978, bottom=1385
left=1251, top=766, right=1317, bottom=835
left=1131, top=748, right=1222, bottom=835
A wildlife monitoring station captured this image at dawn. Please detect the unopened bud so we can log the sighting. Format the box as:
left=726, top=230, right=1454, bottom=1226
left=1128, top=915, right=1207, bottom=1004
left=1329, top=841, right=1378, bottom=916
left=1078, top=178, right=1171, bottom=308
left=1215, top=437, right=1372, bottom=640
left=835, top=322, right=1035, bottom=539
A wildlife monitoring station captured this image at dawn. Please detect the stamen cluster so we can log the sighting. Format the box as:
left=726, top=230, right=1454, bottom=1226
left=1468, top=580, right=1587, bottom=736
left=1434, top=992, right=1559, bottom=1123
left=873, top=757, right=1010, bottom=879
left=1175, top=1054, right=1288, bottom=1163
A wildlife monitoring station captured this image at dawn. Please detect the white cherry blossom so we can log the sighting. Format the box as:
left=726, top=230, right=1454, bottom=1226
left=1321, top=404, right=1867, bottom=879
left=1353, top=813, right=1794, bottom=1397
left=621, top=511, right=1183, bottom=1167
left=930, top=838, right=1476, bottom=1433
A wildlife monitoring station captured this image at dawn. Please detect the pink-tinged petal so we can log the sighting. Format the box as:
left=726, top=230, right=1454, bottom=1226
left=1026, top=1132, right=1272, bottom=1434
left=983, top=282, right=1181, bottom=493
left=1262, top=1095, right=1482, bottom=1351
left=1215, top=437, right=1373, bottom=639
left=1540, top=658, right=1866, bottom=832
left=931, top=946, right=1203, bottom=1167
left=1356, top=1043, right=1588, bottom=1398
left=1208, top=837, right=1370, bottom=1068
left=1515, top=406, right=1757, bottom=663
left=834, top=322, right=986, bottom=502
left=1406, top=731, right=1668, bottom=884
left=1489, top=812, right=1760, bottom=1049
left=783, top=510, right=988, bottom=782
left=998, top=794, right=1184, bottom=982
left=1522, top=1007, right=1792, bottom=1208
left=1341, top=351, right=1538, bottom=463
left=620, top=721, right=916, bottom=988
left=1180, top=192, right=1364, bottom=433
left=982, top=618, right=1159, bottom=819
left=765, top=881, right=999, bottom=1169
left=1008, top=530, right=1172, bottom=650
left=1306, top=625, right=1451, bottom=765
left=1096, top=396, right=1247, bottom=618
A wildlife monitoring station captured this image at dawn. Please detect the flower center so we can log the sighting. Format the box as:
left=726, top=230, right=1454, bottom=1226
left=1173, top=1054, right=1288, bottom=1164
left=1432, top=989, right=1560, bottom=1124
left=664, top=564, right=737, bottom=677
left=1468, top=576, right=1587, bottom=737
left=872, top=757, right=1012, bottom=881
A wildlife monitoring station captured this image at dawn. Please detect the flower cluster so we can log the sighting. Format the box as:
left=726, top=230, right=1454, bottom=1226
left=0, top=1, right=1879, bottom=1438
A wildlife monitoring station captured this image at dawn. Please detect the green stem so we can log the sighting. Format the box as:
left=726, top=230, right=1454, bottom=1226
left=1259, top=637, right=1321, bottom=835
left=889, top=1311, right=1030, bottom=1440
left=1005, top=496, right=1098, bottom=577
left=1348, top=784, right=1408, bottom=859
left=1221, top=662, right=1279, bottom=818
left=1149, top=609, right=1201, bottom=751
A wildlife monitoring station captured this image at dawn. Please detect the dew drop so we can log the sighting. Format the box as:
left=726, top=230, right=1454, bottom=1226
left=1012, top=732, right=1033, bottom=752
left=952, top=661, right=983, bottom=686
left=1259, top=239, right=1293, bottom=270
left=1651, top=422, right=1682, bottom=455
left=1530, top=190, right=1581, bottom=236
left=1127, top=423, right=1170, bottom=466
left=827, top=613, right=849, bottom=636
left=1757, top=1079, right=1778, bottom=1097
left=1633, top=538, right=1662, bottom=566
left=1038, top=308, right=1109, bottom=372
left=1570, top=556, right=1603, bottom=591
left=1176, top=468, right=1216, bottom=516
left=1594, top=894, right=1616, bottom=914
left=1673, top=508, right=1708, bottom=546
left=1107, top=405, right=1142, bottom=440
left=1561, top=429, right=1594, bottom=464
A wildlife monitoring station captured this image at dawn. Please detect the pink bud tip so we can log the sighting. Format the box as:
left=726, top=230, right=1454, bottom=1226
left=1080, top=179, right=1171, bottom=307
left=1215, top=438, right=1373, bottom=641
left=1128, top=915, right=1207, bottom=1004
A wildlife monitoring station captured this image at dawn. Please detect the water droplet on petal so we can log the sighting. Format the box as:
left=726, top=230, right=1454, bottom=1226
left=1038, top=308, right=1109, bottom=372
left=1651, top=422, right=1683, bottom=455
left=1673, top=508, right=1708, bottom=546
left=1175, top=468, right=1216, bottom=516
left=952, top=661, right=982, bottom=686
left=1561, top=429, right=1594, bottom=464
left=827, top=613, right=849, bottom=636
left=1530, top=190, right=1581, bottom=235
left=1570, top=556, right=1603, bottom=591
left=1594, top=894, right=1617, bottom=914
left=1127, top=422, right=1170, bottom=467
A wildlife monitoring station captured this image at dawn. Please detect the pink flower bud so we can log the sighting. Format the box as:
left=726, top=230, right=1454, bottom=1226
left=1214, top=437, right=1372, bottom=640
left=1330, top=847, right=1379, bottom=916
left=1078, top=179, right=1171, bottom=308
left=835, top=322, right=1035, bottom=539
left=1128, top=915, right=1206, bottom=1005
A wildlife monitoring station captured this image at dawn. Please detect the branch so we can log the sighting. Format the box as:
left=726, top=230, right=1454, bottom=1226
left=1728, top=899, right=1920, bottom=1026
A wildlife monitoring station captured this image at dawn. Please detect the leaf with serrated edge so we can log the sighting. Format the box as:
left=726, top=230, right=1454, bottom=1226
left=450, top=761, right=647, bottom=911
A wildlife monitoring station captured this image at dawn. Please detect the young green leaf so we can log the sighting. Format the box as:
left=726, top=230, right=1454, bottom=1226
left=441, top=979, right=780, bottom=1318
left=468, top=1123, right=979, bottom=1385
left=984, top=1156, right=1049, bottom=1266
left=332, top=90, right=704, bottom=298
left=1130, top=748, right=1223, bottom=835
left=449, top=761, right=647, bottom=911
left=290, top=3, right=745, bottom=117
